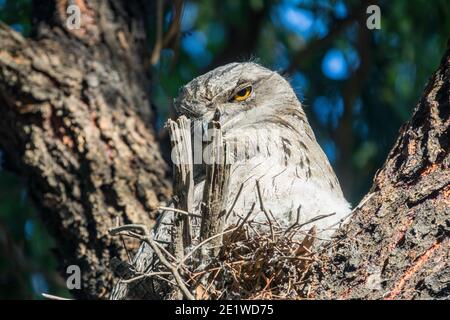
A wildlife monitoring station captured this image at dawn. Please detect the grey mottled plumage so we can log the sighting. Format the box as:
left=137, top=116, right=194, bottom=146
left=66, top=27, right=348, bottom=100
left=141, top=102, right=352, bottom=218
left=158, top=62, right=351, bottom=241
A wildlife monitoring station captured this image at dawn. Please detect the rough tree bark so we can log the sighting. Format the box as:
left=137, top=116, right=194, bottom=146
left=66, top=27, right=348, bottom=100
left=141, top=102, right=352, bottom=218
left=310, top=40, right=449, bottom=299
left=0, top=1, right=171, bottom=299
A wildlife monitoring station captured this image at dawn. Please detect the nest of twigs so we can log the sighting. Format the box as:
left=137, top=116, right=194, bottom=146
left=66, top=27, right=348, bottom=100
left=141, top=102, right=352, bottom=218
left=190, top=222, right=317, bottom=300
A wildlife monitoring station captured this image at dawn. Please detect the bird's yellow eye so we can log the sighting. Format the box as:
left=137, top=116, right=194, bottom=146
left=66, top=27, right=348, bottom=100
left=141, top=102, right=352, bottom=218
left=232, top=86, right=252, bottom=102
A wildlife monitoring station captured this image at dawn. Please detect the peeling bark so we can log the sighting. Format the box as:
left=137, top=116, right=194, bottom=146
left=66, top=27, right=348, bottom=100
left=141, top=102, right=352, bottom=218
left=0, top=0, right=171, bottom=299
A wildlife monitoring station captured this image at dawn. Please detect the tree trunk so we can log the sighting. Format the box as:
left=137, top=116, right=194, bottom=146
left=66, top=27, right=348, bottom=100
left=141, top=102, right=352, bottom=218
left=0, top=0, right=171, bottom=299
left=309, top=40, right=449, bottom=299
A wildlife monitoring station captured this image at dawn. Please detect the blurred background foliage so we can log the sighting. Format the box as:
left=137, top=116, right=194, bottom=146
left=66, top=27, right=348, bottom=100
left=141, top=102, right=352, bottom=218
left=0, top=0, right=449, bottom=299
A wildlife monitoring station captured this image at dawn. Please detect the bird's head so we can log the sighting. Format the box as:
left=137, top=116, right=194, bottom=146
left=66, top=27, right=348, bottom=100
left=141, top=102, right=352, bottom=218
left=174, top=62, right=304, bottom=134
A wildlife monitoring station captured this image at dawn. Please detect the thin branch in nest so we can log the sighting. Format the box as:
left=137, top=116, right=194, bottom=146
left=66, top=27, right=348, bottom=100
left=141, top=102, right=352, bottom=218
left=154, top=274, right=178, bottom=287
left=246, top=220, right=263, bottom=238
left=230, top=202, right=256, bottom=242
left=277, top=256, right=314, bottom=261
left=225, top=182, right=244, bottom=220
left=114, top=216, right=133, bottom=263
left=154, top=239, right=172, bottom=245
left=327, top=192, right=376, bottom=230
left=121, top=271, right=172, bottom=284
left=177, top=227, right=239, bottom=268
left=154, top=240, right=178, bottom=263
left=296, top=212, right=336, bottom=230
left=291, top=229, right=334, bottom=242
left=203, top=268, right=222, bottom=298
left=256, top=180, right=275, bottom=241
left=109, top=224, right=195, bottom=300
left=268, top=209, right=283, bottom=229
left=120, top=235, right=132, bottom=263
left=158, top=206, right=202, bottom=219
left=285, top=205, right=302, bottom=235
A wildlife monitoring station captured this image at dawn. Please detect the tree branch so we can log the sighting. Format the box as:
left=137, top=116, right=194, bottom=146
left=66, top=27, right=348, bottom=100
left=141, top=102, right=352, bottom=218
left=0, top=0, right=171, bottom=299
